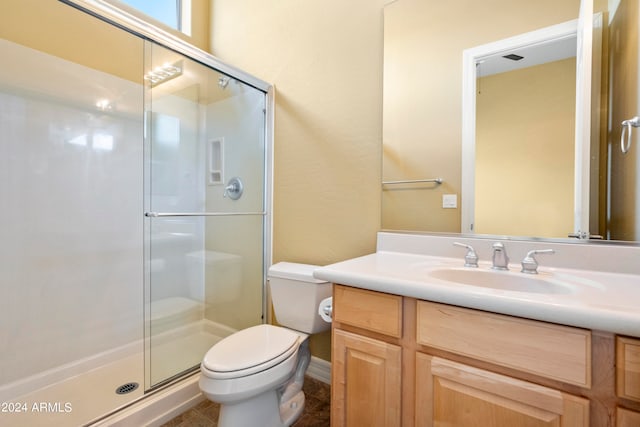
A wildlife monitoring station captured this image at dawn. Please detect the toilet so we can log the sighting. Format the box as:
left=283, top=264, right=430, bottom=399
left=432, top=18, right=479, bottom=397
left=199, top=262, right=331, bottom=427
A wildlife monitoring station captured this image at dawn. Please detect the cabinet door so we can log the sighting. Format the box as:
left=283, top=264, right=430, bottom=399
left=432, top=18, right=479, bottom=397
left=617, top=407, right=640, bottom=427
left=332, top=329, right=402, bottom=427
left=617, top=337, right=640, bottom=402
left=415, top=354, right=589, bottom=427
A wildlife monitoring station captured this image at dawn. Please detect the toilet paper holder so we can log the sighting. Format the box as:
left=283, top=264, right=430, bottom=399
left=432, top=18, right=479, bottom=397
left=318, top=297, right=332, bottom=322
left=321, top=303, right=332, bottom=319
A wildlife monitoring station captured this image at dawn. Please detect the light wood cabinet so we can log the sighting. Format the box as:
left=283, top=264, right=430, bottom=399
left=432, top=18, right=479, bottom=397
left=416, top=301, right=591, bottom=387
left=331, top=285, right=404, bottom=427
left=415, top=354, right=589, bottom=427
left=332, top=329, right=402, bottom=427
left=333, top=285, right=402, bottom=338
left=617, top=337, right=640, bottom=402
left=331, top=284, right=640, bottom=427
left=617, top=407, right=640, bottom=427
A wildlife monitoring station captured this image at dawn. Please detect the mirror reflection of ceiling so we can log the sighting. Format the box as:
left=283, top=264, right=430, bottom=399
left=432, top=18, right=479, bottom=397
left=477, top=34, right=577, bottom=77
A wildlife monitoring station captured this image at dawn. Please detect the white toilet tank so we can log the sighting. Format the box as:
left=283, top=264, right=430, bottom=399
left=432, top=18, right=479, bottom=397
left=268, top=262, right=331, bottom=334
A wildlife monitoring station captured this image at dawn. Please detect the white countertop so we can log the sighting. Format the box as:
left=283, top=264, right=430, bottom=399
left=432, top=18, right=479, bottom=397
left=314, top=249, right=640, bottom=337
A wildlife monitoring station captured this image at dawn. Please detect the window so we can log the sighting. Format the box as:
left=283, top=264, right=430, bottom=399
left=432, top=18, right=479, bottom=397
left=118, top=0, right=191, bottom=35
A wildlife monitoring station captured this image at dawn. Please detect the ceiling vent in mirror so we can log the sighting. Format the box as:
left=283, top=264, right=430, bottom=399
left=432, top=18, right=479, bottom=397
left=502, top=54, right=524, bottom=61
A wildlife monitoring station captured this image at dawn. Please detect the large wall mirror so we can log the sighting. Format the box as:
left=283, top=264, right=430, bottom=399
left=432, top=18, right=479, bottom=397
left=382, top=0, right=640, bottom=242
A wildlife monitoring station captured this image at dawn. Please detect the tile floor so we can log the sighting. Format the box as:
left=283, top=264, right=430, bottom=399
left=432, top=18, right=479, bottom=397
left=160, top=376, right=330, bottom=427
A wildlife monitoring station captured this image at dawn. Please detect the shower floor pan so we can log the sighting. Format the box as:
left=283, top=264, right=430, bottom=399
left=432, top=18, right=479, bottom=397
left=0, top=319, right=230, bottom=427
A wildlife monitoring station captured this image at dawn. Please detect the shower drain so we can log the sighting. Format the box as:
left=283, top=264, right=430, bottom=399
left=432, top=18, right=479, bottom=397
left=115, top=382, right=139, bottom=395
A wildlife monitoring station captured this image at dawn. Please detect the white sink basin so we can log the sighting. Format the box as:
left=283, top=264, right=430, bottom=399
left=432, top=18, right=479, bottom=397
left=313, top=233, right=640, bottom=336
left=428, top=268, right=575, bottom=294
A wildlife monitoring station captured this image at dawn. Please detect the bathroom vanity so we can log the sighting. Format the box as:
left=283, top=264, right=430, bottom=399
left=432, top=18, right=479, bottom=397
left=315, top=233, right=640, bottom=427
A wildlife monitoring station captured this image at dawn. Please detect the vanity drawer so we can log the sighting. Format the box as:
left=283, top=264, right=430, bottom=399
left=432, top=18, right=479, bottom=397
left=617, top=336, right=640, bottom=402
left=333, top=285, right=402, bottom=338
left=416, top=301, right=591, bottom=387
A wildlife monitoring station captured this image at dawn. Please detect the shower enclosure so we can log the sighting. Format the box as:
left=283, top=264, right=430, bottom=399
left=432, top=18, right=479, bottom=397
left=0, top=1, right=272, bottom=425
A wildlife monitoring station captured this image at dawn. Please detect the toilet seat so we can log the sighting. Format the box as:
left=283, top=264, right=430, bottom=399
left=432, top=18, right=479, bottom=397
left=202, top=324, right=300, bottom=380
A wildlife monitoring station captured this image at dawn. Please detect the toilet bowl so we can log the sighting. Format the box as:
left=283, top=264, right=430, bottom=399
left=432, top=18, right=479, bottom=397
left=199, top=262, right=331, bottom=427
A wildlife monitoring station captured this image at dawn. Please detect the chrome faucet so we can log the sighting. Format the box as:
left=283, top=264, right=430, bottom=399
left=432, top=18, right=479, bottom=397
left=521, top=249, right=555, bottom=274
left=453, top=242, right=478, bottom=268
left=491, top=242, right=509, bottom=270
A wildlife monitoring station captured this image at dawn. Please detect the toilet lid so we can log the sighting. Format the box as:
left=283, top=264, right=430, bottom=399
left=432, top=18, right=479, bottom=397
left=202, top=324, right=300, bottom=376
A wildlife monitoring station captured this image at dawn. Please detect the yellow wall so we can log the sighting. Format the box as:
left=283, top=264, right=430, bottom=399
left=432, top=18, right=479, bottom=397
left=382, top=0, right=581, bottom=232
left=475, top=59, right=576, bottom=238
left=0, top=0, right=142, bottom=82
left=210, top=0, right=386, bottom=360
left=184, top=0, right=211, bottom=51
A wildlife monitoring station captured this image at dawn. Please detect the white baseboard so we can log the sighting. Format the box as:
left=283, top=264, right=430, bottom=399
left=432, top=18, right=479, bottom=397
left=306, top=356, right=331, bottom=384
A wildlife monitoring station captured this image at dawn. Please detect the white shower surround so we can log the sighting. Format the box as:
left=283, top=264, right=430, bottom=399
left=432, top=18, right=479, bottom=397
left=0, top=39, right=144, bottom=389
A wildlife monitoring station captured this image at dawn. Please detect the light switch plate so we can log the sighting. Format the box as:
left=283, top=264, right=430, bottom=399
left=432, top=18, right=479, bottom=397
left=443, top=194, right=457, bottom=209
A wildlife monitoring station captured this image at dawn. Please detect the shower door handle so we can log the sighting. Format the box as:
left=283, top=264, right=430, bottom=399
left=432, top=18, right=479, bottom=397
left=145, top=211, right=265, bottom=217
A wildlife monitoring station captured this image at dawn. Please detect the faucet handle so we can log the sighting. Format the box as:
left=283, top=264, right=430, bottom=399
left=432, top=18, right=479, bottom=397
left=521, top=249, right=555, bottom=274
left=453, top=242, right=479, bottom=268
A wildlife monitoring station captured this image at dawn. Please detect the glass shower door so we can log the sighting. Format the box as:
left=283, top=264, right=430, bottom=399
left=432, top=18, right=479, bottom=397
left=144, top=41, right=267, bottom=388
